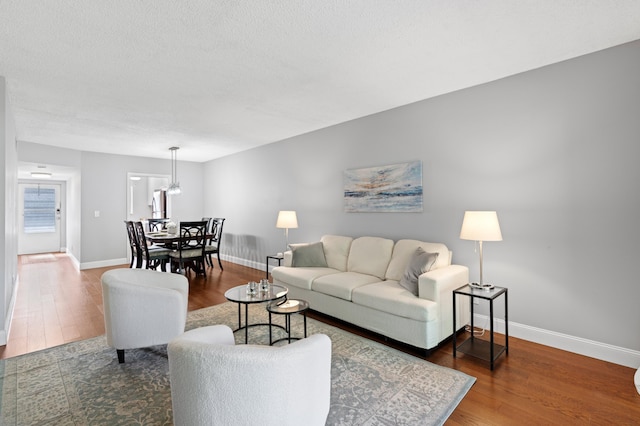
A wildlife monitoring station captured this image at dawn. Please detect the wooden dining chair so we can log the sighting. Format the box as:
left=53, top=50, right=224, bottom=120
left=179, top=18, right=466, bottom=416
left=148, top=218, right=166, bottom=232
left=134, top=221, right=171, bottom=271
left=124, top=221, right=141, bottom=268
left=201, top=217, right=212, bottom=232
left=205, top=218, right=225, bottom=270
left=169, top=221, right=208, bottom=276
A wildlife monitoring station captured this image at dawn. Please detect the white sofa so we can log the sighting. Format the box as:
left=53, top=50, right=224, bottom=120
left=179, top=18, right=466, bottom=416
left=272, top=235, right=470, bottom=353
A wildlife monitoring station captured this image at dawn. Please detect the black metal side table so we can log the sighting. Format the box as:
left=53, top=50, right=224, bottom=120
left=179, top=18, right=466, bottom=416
left=224, top=284, right=288, bottom=344
left=265, top=254, right=284, bottom=279
left=453, top=284, right=508, bottom=370
left=267, top=299, right=309, bottom=345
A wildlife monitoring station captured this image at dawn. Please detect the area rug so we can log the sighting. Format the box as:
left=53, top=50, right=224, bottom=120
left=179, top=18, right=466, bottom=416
left=0, top=302, right=475, bottom=425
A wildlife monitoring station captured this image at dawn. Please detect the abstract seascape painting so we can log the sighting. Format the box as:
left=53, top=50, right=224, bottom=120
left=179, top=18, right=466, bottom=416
left=344, top=161, right=423, bottom=212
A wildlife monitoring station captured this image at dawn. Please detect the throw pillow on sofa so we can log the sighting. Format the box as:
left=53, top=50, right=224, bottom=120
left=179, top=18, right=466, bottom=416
left=399, top=247, right=439, bottom=296
left=290, top=242, right=328, bottom=267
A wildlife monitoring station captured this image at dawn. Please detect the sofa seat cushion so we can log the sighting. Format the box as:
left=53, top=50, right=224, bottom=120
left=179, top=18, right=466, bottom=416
left=312, top=272, right=382, bottom=301
left=271, top=266, right=338, bottom=290
left=352, top=280, right=438, bottom=322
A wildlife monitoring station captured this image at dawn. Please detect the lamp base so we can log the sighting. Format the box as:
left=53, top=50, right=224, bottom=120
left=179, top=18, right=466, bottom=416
left=470, top=282, right=494, bottom=291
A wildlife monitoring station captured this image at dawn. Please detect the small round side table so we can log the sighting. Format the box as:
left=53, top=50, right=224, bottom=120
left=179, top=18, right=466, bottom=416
left=267, top=299, right=309, bottom=345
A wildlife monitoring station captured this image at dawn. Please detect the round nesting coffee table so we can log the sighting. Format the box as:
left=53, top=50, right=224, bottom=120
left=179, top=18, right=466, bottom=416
left=267, top=299, right=309, bottom=345
left=224, top=284, right=288, bottom=344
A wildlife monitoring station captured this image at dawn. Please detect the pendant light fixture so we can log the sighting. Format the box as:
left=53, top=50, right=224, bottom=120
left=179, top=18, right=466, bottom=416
left=167, top=146, right=182, bottom=195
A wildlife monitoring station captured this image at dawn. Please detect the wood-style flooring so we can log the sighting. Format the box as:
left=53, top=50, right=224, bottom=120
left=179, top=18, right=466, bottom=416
left=2, top=253, right=639, bottom=424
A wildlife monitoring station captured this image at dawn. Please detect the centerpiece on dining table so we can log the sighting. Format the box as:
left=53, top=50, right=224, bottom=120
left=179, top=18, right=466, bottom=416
left=166, top=221, right=178, bottom=235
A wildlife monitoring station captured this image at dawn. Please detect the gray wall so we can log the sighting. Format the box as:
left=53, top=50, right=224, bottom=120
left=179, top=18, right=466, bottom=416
left=18, top=143, right=205, bottom=268
left=80, top=151, right=204, bottom=266
left=204, top=41, right=640, bottom=358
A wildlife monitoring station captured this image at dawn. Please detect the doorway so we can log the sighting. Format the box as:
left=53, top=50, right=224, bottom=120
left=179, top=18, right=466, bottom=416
left=18, top=182, right=62, bottom=254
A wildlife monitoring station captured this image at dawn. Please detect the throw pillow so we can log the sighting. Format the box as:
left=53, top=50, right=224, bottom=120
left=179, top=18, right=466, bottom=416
left=290, top=242, right=328, bottom=267
left=399, top=247, right=439, bottom=296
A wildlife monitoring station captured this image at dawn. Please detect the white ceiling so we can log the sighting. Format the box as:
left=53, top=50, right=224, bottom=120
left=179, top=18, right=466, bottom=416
left=2, top=1, right=640, bottom=164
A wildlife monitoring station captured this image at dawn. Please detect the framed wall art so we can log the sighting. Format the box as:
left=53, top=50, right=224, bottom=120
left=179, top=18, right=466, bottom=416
left=343, top=161, right=423, bottom=213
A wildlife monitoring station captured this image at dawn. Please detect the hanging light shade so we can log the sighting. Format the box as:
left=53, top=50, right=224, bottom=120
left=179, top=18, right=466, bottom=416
left=167, top=146, right=182, bottom=195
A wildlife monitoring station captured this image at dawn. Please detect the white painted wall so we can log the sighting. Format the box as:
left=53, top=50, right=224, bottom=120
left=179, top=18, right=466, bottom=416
left=0, top=76, right=18, bottom=345
left=204, top=41, right=640, bottom=365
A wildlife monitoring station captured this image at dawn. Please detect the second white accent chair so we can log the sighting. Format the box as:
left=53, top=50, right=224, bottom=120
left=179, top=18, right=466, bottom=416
left=101, top=268, right=189, bottom=363
left=168, top=325, right=332, bottom=426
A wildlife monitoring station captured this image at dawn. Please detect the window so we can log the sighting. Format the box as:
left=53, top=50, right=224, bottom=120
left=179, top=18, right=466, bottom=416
left=23, top=187, right=56, bottom=233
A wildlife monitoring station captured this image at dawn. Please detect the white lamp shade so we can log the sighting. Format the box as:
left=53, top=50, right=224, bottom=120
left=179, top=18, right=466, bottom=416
left=276, top=211, right=298, bottom=229
left=460, top=211, right=502, bottom=242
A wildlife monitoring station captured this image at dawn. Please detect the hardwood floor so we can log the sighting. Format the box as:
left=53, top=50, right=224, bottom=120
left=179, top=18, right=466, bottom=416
left=3, top=253, right=639, bottom=424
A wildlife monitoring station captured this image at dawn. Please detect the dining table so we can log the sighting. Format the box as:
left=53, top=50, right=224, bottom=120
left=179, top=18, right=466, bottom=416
left=145, top=231, right=213, bottom=273
left=145, top=231, right=212, bottom=247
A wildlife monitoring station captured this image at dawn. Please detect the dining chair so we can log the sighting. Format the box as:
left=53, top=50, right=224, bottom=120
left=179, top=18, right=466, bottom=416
left=124, top=221, right=141, bottom=268
left=134, top=221, right=171, bottom=271
left=148, top=218, right=166, bottom=232
left=169, top=221, right=208, bottom=275
left=205, top=217, right=225, bottom=270
left=201, top=217, right=212, bottom=233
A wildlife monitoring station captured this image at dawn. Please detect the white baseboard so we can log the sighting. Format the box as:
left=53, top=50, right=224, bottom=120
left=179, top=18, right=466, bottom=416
left=222, top=254, right=266, bottom=273
left=473, top=313, right=640, bottom=369
left=80, top=257, right=128, bottom=270
left=79, top=255, right=251, bottom=272
left=79, top=255, right=263, bottom=272
left=77, top=254, right=640, bottom=369
left=67, top=252, right=80, bottom=270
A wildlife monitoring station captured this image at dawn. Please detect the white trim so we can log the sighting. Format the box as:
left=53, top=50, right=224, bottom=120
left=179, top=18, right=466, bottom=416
left=74, top=253, right=640, bottom=368
left=472, top=313, right=640, bottom=369
left=221, top=254, right=265, bottom=272
left=67, top=252, right=80, bottom=270
left=80, top=257, right=128, bottom=270
left=1, top=273, right=20, bottom=345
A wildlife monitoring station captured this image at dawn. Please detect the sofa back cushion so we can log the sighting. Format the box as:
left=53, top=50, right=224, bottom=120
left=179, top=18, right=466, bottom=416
left=385, top=239, right=451, bottom=281
left=347, top=236, right=394, bottom=280
left=320, top=235, right=353, bottom=271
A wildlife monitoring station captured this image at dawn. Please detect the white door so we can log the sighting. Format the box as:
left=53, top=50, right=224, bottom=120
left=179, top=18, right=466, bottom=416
left=18, top=183, right=61, bottom=254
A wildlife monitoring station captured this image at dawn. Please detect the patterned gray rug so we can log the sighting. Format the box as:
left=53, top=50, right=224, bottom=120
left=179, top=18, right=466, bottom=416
left=0, top=302, right=475, bottom=425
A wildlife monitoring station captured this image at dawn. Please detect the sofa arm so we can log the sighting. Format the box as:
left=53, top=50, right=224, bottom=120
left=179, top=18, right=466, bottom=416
left=283, top=250, right=293, bottom=267
left=418, top=264, right=470, bottom=342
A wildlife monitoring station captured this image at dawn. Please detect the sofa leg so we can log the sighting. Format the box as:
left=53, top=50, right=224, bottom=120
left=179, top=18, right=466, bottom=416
left=117, top=349, right=125, bottom=363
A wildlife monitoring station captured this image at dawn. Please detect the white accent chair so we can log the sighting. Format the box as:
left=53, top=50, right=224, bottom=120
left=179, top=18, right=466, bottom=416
left=168, top=325, right=332, bottom=426
left=101, top=268, right=189, bottom=363
left=635, top=367, right=640, bottom=395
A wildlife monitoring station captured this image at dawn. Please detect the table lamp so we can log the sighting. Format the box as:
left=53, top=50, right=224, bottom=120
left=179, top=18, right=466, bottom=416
left=460, top=211, right=502, bottom=290
left=276, top=210, right=298, bottom=252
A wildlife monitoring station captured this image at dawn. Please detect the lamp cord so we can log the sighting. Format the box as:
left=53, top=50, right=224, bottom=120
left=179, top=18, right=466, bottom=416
left=464, top=317, right=488, bottom=336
